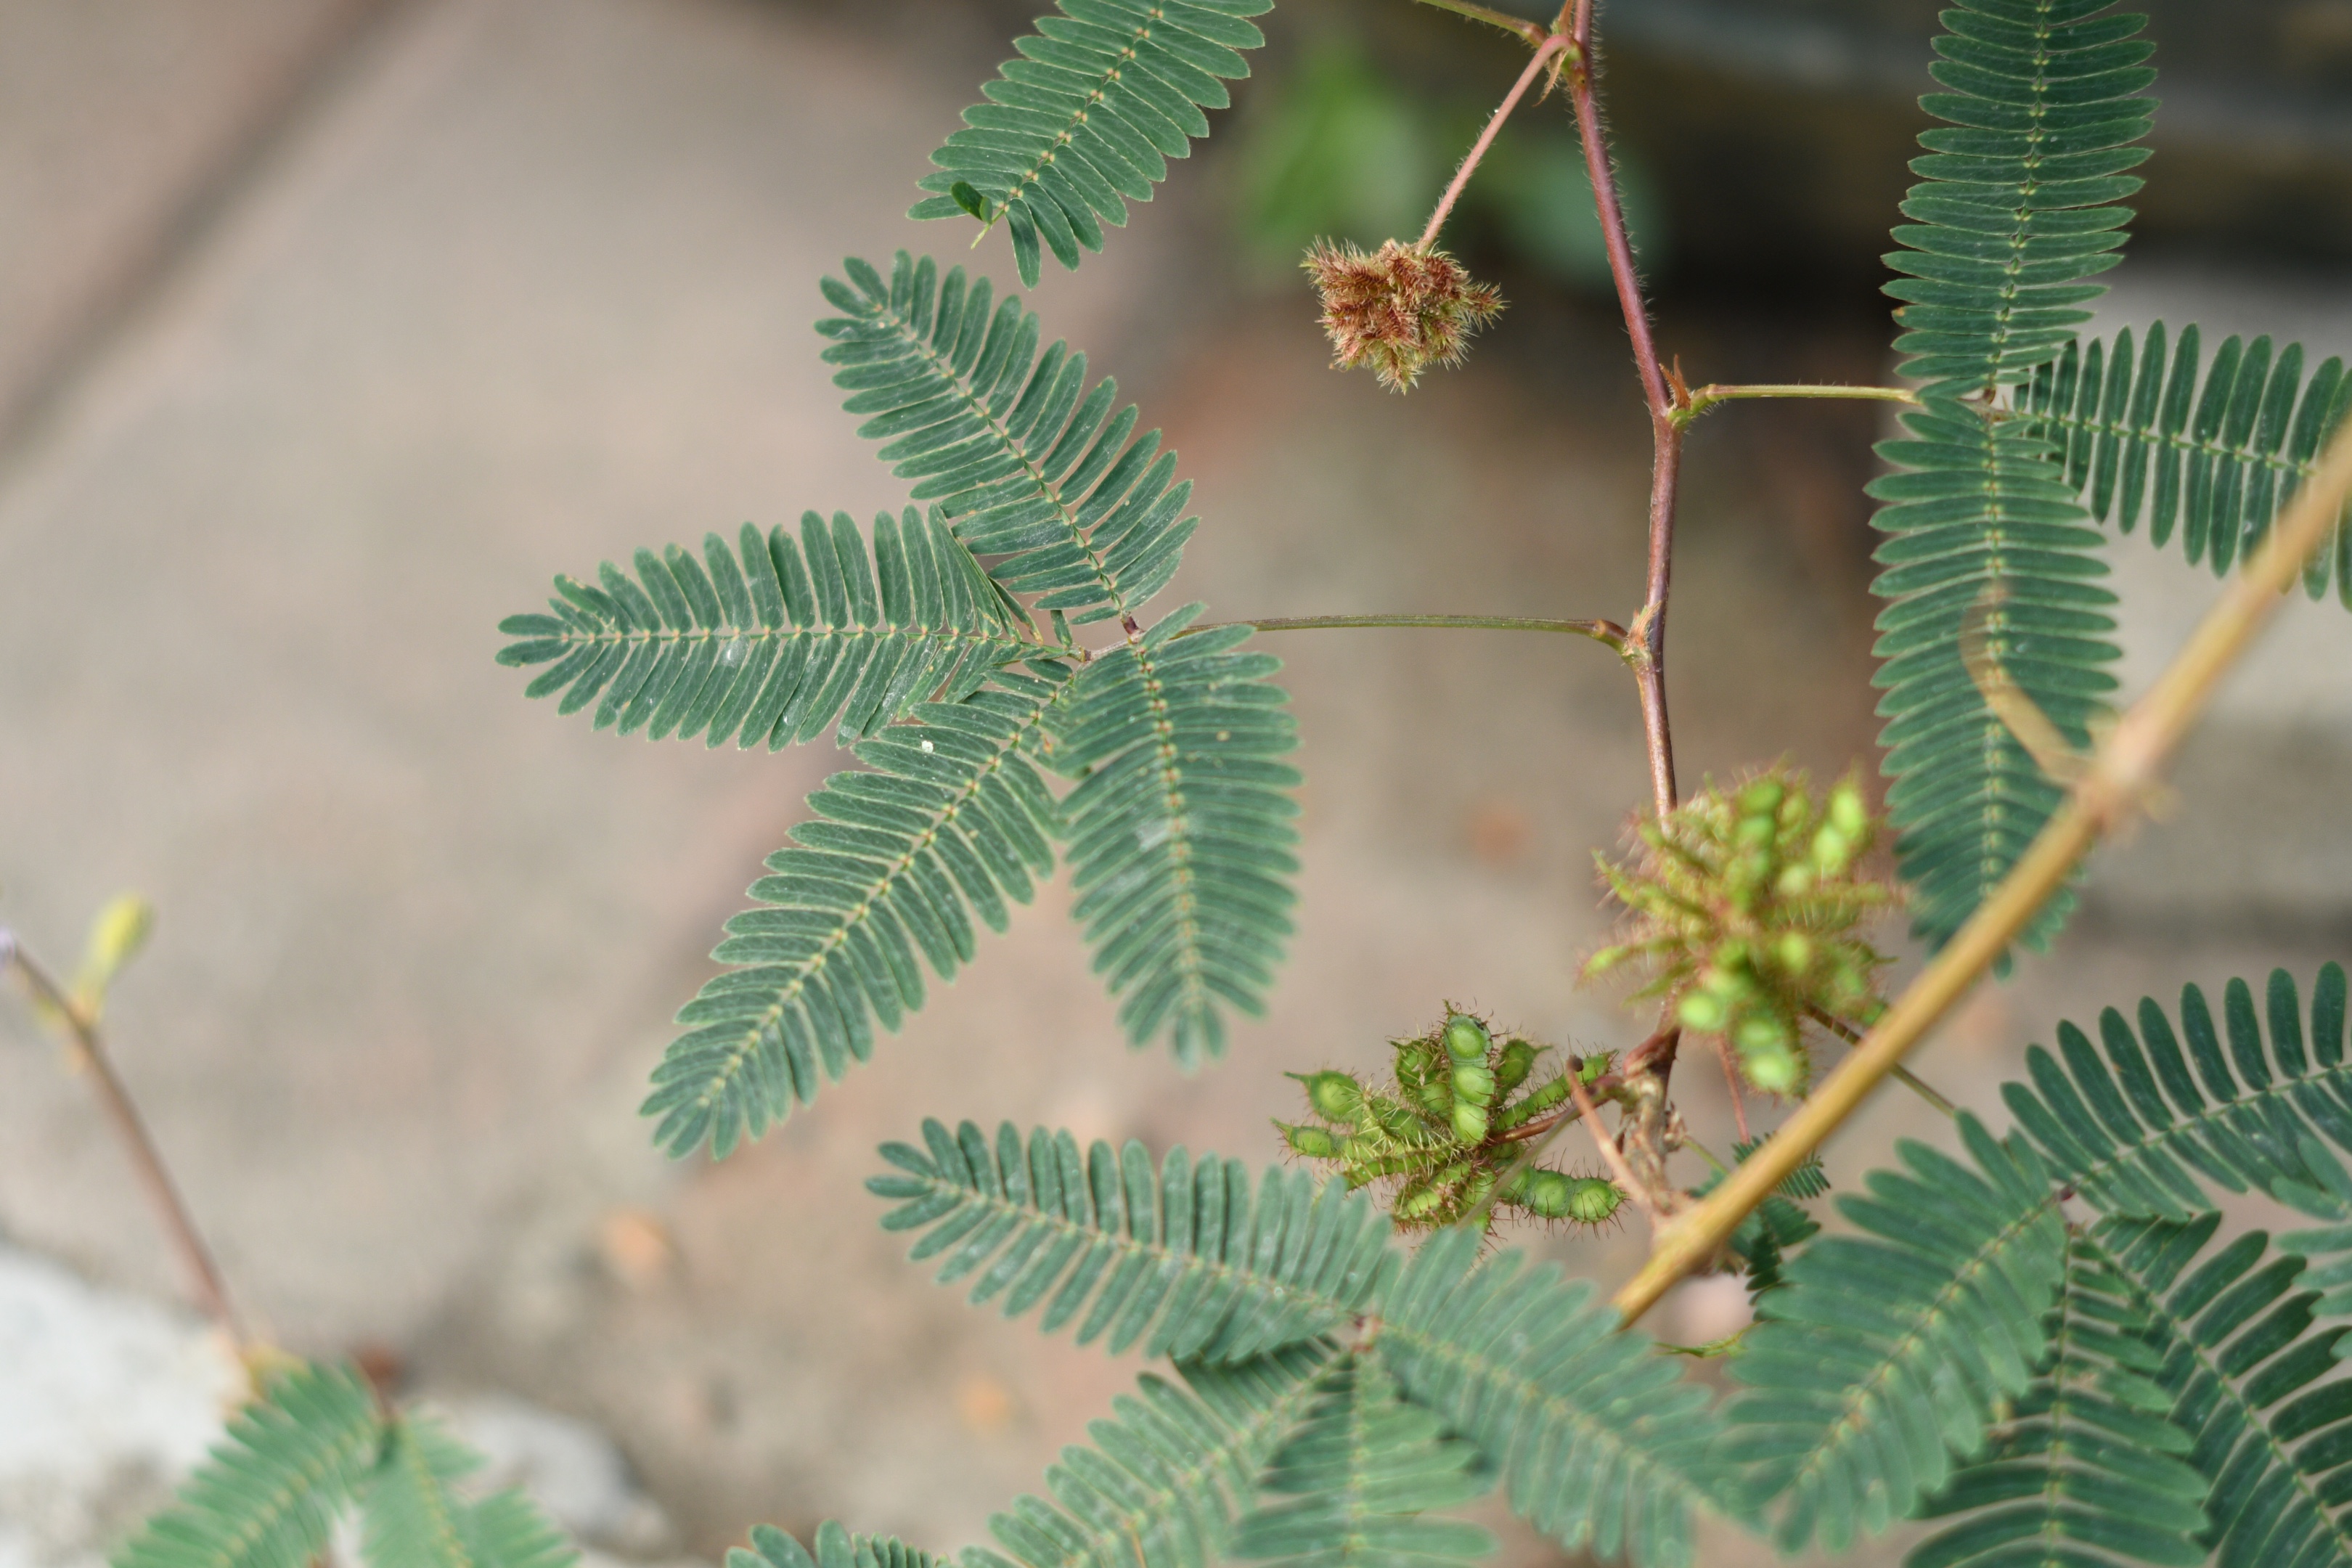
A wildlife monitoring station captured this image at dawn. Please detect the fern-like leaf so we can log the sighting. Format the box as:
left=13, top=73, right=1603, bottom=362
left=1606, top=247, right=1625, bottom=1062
left=643, top=671, right=1066, bottom=1157
left=909, top=2, right=1272, bottom=286
left=818, top=253, right=1198, bottom=626
left=1723, top=1114, right=2071, bottom=1554
left=2104, top=1213, right=2352, bottom=1568
left=965, top=1342, right=1341, bottom=1568
left=1048, top=606, right=1299, bottom=1061
left=497, top=510, right=1033, bottom=747
left=2020, top=325, right=2352, bottom=605
left=1228, top=1353, right=1495, bottom=1568
left=1869, top=0, right=2156, bottom=952
left=113, top=1362, right=385, bottom=1568
left=359, top=1418, right=576, bottom=1568
left=1998, top=964, right=2352, bottom=1220
left=870, top=1119, right=1392, bottom=1363
left=1374, top=1228, right=1728, bottom=1568
left=732, top=1523, right=944, bottom=1568
left=1885, top=0, right=2157, bottom=398
left=1906, top=1229, right=2207, bottom=1568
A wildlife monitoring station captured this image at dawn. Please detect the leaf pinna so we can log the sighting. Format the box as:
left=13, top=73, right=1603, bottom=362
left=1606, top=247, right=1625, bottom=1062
left=868, top=1118, right=1392, bottom=1365
left=909, top=1, right=1272, bottom=286
left=1906, top=1230, right=2208, bottom=1568
left=818, top=253, right=1199, bottom=628
left=498, top=510, right=1034, bottom=748
left=968, top=1344, right=1341, bottom=1568
left=2018, top=324, right=2352, bottom=605
left=1048, top=606, right=1300, bottom=1063
left=644, top=671, right=1067, bottom=1158
left=1867, top=0, right=2155, bottom=954
left=1228, top=1353, right=1498, bottom=1568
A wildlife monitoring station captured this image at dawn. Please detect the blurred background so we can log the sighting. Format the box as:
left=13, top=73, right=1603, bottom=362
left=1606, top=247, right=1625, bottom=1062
left=2, top=1, right=2350, bottom=1565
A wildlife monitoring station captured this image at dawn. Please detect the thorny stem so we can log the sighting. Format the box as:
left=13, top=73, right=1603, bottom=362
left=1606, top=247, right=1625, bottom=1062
left=1613, top=411, right=2352, bottom=1325
left=1193, top=612, right=1630, bottom=653
left=1567, top=0, right=1679, bottom=822
left=1561, top=0, right=1689, bottom=1203
left=1670, top=382, right=1922, bottom=430
left=1417, top=35, right=1570, bottom=250
left=1, top=931, right=245, bottom=1344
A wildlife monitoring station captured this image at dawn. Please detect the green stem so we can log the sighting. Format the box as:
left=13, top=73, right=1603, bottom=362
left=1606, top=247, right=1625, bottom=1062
left=1670, top=383, right=1922, bottom=430
left=1198, top=613, right=1630, bottom=655
left=1410, top=0, right=1550, bottom=45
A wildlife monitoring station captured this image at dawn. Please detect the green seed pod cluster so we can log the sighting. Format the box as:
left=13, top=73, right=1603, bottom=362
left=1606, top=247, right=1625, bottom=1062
left=1274, top=1008, right=1626, bottom=1233
left=1585, top=767, right=1892, bottom=1095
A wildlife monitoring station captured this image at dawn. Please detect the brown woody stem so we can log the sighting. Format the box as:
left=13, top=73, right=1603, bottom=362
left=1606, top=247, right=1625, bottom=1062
left=1613, top=411, right=2352, bottom=1325
left=2, top=934, right=245, bottom=1343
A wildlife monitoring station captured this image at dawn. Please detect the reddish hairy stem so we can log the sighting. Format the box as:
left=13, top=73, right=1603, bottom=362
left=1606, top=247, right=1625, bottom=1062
left=1569, top=0, right=1678, bottom=821
left=1418, top=36, right=1569, bottom=250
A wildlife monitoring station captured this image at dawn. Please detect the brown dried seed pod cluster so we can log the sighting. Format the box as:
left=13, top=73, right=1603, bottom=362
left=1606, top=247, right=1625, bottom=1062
left=1302, top=239, right=1504, bottom=393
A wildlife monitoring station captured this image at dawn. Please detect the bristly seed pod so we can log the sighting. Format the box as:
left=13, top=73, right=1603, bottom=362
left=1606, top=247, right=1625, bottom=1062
left=1303, top=239, right=1504, bottom=393
left=1276, top=1005, right=1626, bottom=1233
left=1588, top=766, right=1892, bottom=1095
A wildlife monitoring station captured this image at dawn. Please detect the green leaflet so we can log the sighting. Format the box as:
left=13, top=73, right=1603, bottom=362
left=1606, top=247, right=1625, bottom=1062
left=731, top=1522, right=945, bottom=1568
left=817, top=253, right=1199, bottom=627
left=359, top=1418, right=576, bottom=1568
left=1906, top=1230, right=2208, bottom=1568
left=114, top=1363, right=385, bottom=1568
left=1723, top=1114, right=2070, bottom=1554
left=497, top=510, right=1033, bottom=748
left=966, top=1344, right=1342, bottom=1568
left=909, top=1, right=1273, bottom=286
left=1048, top=606, right=1301, bottom=1063
left=1869, top=0, right=2154, bottom=952
left=643, top=670, right=1067, bottom=1158
left=1375, top=1229, right=1728, bottom=1568
left=868, top=1119, right=1394, bottom=1363
left=1999, top=965, right=2352, bottom=1220
left=2103, top=1214, right=2352, bottom=1568
left=2019, top=324, right=2352, bottom=605
left=1228, top=1354, right=1497, bottom=1568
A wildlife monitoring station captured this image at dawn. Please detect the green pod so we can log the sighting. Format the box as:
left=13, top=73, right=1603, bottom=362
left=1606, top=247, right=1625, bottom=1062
left=1774, top=931, right=1816, bottom=976
left=1564, top=1177, right=1625, bottom=1224
left=1828, top=778, right=1869, bottom=838
left=1741, top=1042, right=1804, bottom=1095
left=1505, top=1168, right=1571, bottom=1217
left=1678, top=990, right=1728, bottom=1031
left=1739, top=777, right=1786, bottom=820
left=1495, top=1038, right=1538, bottom=1095
left=1394, top=1180, right=1447, bottom=1221
left=1577, top=1050, right=1614, bottom=1085
left=1442, top=1013, right=1490, bottom=1062
left=1278, top=1121, right=1337, bottom=1159
left=1450, top=1061, right=1497, bottom=1106
left=1291, top=1070, right=1363, bottom=1123
left=1451, top=1100, right=1490, bottom=1146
